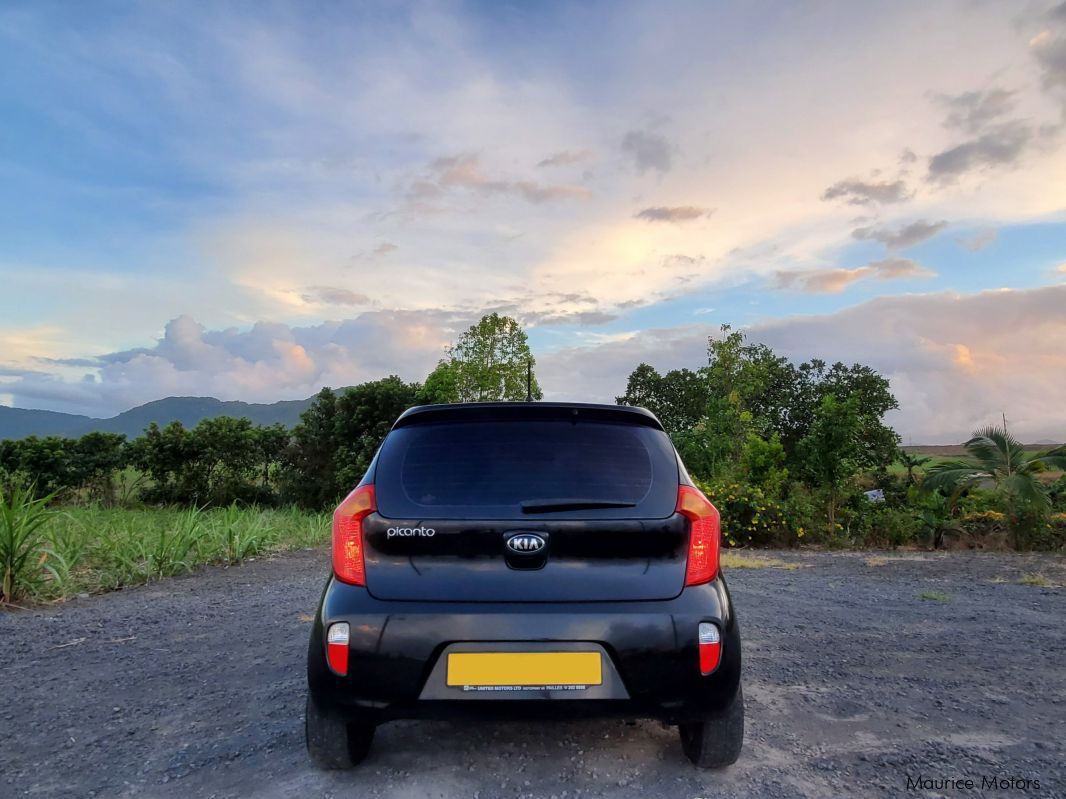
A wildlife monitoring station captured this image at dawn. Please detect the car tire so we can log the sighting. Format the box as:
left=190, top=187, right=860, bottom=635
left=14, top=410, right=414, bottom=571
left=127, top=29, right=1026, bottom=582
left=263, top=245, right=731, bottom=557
left=305, top=693, right=375, bottom=769
left=678, top=686, right=744, bottom=768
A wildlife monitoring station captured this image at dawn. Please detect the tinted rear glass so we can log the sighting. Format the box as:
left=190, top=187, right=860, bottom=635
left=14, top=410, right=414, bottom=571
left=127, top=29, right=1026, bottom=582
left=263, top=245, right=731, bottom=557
left=375, top=420, right=678, bottom=519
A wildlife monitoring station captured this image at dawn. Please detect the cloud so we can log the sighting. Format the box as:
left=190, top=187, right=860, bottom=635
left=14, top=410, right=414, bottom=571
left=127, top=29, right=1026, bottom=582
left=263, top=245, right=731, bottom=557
left=852, top=219, right=948, bottom=249
left=526, top=310, right=618, bottom=326
left=300, top=286, right=373, bottom=306
left=1, top=302, right=631, bottom=415
left=1031, top=30, right=1066, bottom=92
left=661, top=253, right=705, bottom=268
left=409, top=155, right=591, bottom=205
left=1, top=311, right=469, bottom=415
left=773, top=258, right=934, bottom=293
left=634, top=206, right=713, bottom=223
left=621, top=130, right=673, bottom=175
left=957, top=227, right=998, bottom=251
left=751, top=285, right=1066, bottom=443
left=537, top=150, right=593, bottom=168
left=372, top=242, right=398, bottom=255
left=821, top=178, right=912, bottom=205
left=936, top=89, right=1018, bottom=134
left=538, top=286, right=1066, bottom=443
left=927, top=121, right=1036, bottom=182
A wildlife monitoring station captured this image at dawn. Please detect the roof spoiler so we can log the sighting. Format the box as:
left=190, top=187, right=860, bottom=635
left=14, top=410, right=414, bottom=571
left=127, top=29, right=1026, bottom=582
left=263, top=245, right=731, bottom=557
left=392, top=402, right=665, bottom=431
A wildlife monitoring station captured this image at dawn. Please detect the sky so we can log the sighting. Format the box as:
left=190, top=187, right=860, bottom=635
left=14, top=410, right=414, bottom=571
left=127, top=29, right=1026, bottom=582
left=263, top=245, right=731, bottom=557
left=1, top=0, right=1065, bottom=443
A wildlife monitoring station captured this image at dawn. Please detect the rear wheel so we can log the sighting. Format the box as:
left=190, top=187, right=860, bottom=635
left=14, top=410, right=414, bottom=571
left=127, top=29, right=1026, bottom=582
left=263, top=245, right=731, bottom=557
left=678, top=686, right=744, bottom=768
left=304, top=694, right=375, bottom=769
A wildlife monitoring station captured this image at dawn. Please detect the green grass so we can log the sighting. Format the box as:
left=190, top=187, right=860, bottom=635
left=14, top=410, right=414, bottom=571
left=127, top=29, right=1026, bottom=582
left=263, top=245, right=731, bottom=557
left=721, top=551, right=802, bottom=570
left=886, top=454, right=955, bottom=478
left=3, top=503, right=329, bottom=604
left=1018, top=574, right=1051, bottom=587
left=919, top=591, right=949, bottom=601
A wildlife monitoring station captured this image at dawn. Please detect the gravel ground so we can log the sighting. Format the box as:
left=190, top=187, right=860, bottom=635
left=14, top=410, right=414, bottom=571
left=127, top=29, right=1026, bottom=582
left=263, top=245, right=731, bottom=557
left=2, top=549, right=1064, bottom=799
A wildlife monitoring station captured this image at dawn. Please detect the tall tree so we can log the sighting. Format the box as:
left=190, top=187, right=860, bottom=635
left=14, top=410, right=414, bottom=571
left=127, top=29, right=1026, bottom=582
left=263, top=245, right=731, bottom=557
left=796, top=395, right=864, bottom=536
left=422, top=313, right=541, bottom=403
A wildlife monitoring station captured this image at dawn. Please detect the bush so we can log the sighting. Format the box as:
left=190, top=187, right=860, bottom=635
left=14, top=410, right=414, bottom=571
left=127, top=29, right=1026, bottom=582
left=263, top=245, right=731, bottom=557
left=1011, top=508, right=1065, bottom=551
left=864, top=506, right=923, bottom=548
left=1049, top=513, right=1066, bottom=551
left=697, top=479, right=794, bottom=547
left=959, top=510, right=1007, bottom=536
left=957, top=488, right=1005, bottom=516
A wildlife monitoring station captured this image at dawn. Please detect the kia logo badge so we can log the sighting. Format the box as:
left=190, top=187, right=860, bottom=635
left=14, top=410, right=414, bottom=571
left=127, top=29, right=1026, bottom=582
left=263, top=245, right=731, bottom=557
left=506, top=534, right=546, bottom=554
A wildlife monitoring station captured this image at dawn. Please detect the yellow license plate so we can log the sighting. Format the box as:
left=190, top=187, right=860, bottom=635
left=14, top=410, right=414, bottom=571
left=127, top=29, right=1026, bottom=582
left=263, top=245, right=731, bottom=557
left=446, top=651, right=602, bottom=687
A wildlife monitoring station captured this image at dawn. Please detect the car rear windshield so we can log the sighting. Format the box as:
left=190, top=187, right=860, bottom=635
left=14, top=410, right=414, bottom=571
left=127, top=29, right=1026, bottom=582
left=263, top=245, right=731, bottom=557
left=374, top=420, right=679, bottom=520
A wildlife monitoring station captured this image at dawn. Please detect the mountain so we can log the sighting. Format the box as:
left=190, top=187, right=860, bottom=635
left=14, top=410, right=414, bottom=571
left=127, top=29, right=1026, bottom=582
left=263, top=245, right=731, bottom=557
left=0, top=407, right=96, bottom=440
left=0, top=395, right=320, bottom=441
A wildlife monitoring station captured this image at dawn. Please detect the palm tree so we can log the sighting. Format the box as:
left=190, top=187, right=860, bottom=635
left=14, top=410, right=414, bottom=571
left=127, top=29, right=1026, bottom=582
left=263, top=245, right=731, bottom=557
left=898, top=450, right=931, bottom=486
left=924, top=426, right=1066, bottom=510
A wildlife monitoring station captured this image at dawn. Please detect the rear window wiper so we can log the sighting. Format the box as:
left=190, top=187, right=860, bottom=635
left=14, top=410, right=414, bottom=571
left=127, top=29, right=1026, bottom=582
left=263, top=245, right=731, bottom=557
left=520, top=499, right=637, bottom=514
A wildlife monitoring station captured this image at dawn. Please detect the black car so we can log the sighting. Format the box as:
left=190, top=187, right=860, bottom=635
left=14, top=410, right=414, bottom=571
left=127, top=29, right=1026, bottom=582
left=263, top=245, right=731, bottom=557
left=305, top=402, right=743, bottom=768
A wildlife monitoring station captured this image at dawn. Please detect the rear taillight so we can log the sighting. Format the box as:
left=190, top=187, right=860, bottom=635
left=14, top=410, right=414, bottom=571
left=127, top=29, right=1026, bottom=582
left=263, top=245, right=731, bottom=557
left=332, top=484, right=375, bottom=586
left=326, top=622, right=350, bottom=676
left=698, top=622, right=721, bottom=675
left=676, top=485, right=720, bottom=585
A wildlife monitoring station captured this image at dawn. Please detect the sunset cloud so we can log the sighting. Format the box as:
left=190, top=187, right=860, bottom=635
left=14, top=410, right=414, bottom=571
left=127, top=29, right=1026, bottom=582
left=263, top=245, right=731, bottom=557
left=852, top=220, right=948, bottom=250
left=634, top=206, right=713, bottom=223
left=773, top=259, right=934, bottom=293
left=409, top=155, right=592, bottom=205
left=821, top=178, right=912, bottom=206
left=537, top=150, right=593, bottom=168
left=538, top=285, right=1066, bottom=443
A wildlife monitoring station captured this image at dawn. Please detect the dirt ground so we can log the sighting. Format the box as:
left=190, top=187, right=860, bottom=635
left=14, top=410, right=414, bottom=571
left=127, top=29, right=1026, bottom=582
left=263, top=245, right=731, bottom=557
left=2, top=549, right=1064, bottom=799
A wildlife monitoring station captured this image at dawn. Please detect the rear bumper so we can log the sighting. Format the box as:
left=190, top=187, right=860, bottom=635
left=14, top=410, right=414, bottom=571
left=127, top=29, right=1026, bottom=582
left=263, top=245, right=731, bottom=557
left=307, top=576, right=741, bottom=725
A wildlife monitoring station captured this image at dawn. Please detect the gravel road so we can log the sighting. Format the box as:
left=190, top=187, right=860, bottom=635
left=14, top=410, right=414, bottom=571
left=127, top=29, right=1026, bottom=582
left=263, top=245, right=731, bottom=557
left=2, top=549, right=1064, bottom=799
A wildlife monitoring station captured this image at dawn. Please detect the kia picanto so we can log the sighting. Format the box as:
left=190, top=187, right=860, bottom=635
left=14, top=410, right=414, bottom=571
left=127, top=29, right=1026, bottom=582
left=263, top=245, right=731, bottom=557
left=305, top=402, right=743, bottom=768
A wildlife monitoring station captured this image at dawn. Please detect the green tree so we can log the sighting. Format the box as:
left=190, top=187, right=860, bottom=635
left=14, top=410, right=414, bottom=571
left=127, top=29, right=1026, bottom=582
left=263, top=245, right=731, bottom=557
left=739, top=432, right=789, bottom=496
left=333, top=376, right=420, bottom=489
left=654, top=326, right=792, bottom=479
left=189, top=416, right=261, bottom=505
left=898, top=450, right=931, bottom=486
left=5, top=437, right=76, bottom=499
left=72, top=432, right=127, bottom=505
left=430, top=313, right=541, bottom=403
left=616, top=364, right=710, bottom=433
left=416, top=360, right=461, bottom=405
left=255, top=423, right=289, bottom=489
left=796, top=395, right=864, bottom=537
left=282, top=378, right=420, bottom=508
left=924, top=426, right=1066, bottom=513
left=127, top=421, right=191, bottom=502
left=282, top=387, right=340, bottom=510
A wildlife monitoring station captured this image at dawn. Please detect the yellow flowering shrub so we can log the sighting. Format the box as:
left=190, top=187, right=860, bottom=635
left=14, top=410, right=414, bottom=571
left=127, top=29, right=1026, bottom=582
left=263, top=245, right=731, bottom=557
left=695, top=479, right=793, bottom=547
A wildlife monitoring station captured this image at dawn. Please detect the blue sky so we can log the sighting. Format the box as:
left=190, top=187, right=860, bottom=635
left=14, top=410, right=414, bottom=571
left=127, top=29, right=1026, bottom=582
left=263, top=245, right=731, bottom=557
left=1, top=0, right=1065, bottom=442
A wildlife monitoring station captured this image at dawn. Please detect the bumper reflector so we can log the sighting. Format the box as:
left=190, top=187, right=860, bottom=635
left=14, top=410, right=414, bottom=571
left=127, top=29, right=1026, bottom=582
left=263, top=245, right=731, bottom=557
left=327, top=622, right=350, bottom=676
left=698, top=622, right=721, bottom=675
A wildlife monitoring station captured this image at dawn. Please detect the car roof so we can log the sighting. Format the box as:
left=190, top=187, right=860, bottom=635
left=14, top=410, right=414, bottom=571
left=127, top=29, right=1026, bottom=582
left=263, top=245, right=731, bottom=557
left=392, top=402, right=665, bottom=431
